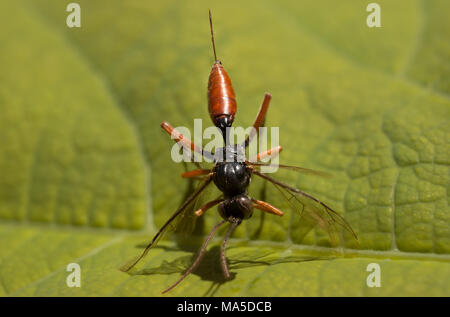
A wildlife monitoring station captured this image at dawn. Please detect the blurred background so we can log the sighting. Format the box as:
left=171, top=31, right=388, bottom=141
left=0, top=0, right=448, bottom=296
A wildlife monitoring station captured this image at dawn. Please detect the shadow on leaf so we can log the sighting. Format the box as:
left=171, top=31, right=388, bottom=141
left=129, top=244, right=332, bottom=296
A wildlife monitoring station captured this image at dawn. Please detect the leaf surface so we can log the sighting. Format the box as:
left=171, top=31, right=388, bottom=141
left=0, top=0, right=448, bottom=296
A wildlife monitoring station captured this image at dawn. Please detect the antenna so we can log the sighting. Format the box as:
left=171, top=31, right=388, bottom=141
left=209, top=9, right=218, bottom=63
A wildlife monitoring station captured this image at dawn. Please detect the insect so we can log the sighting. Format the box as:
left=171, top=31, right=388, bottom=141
left=121, top=10, right=357, bottom=293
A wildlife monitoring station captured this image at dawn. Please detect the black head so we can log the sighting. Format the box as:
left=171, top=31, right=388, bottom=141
left=214, top=114, right=234, bottom=137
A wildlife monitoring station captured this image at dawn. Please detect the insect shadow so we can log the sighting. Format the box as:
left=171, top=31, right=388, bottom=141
left=126, top=172, right=332, bottom=295
left=129, top=241, right=332, bottom=296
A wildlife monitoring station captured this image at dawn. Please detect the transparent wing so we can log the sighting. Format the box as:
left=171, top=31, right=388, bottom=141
left=120, top=177, right=213, bottom=272
left=249, top=162, right=332, bottom=178
left=252, top=170, right=357, bottom=246
left=173, top=176, right=217, bottom=235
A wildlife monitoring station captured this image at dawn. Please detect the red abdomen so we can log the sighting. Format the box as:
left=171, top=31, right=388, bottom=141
left=208, top=63, right=237, bottom=129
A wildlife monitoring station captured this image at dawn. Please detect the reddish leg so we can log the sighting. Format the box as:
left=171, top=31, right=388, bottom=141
left=194, top=198, right=223, bottom=217
left=244, top=93, right=272, bottom=147
left=248, top=145, right=282, bottom=162
left=181, top=169, right=212, bottom=179
left=161, top=121, right=214, bottom=160
left=252, top=199, right=284, bottom=216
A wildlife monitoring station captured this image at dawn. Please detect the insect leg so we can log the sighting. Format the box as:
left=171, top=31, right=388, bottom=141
left=252, top=198, right=284, bottom=216
left=188, top=149, right=203, bottom=169
left=181, top=169, right=212, bottom=178
left=161, top=121, right=214, bottom=160
left=244, top=93, right=272, bottom=147
left=161, top=219, right=227, bottom=294
left=248, top=145, right=282, bottom=162
left=220, top=217, right=241, bottom=279
left=120, top=177, right=213, bottom=272
left=194, top=198, right=223, bottom=217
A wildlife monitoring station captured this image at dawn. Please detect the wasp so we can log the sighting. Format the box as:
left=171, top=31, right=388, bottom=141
left=121, top=10, right=357, bottom=293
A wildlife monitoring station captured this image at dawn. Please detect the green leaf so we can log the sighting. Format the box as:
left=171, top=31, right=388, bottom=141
left=0, top=0, right=449, bottom=296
